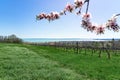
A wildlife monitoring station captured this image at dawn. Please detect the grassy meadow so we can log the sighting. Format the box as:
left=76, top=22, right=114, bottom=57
left=0, top=43, right=120, bottom=80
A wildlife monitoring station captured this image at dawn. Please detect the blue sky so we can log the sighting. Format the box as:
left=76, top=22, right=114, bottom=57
left=0, top=0, right=120, bottom=38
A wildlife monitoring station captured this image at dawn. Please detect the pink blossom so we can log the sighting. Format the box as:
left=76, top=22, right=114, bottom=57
left=86, top=22, right=92, bottom=31
left=106, top=17, right=119, bottom=31
left=50, top=12, right=54, bottom=20
left=50, top=12, right=60, bottom=20
left=88, top=25, right=97, bottom=32
left=86, top=25, right=92, bottom=31
left=81, top=13, right=92, bottom=30
left=81, top=20, right=88, bottom=28
left=91, top=25, right=97, bottom=31
left=106, top=18, right=116, bottom=27
left=74, top=0, right=84, bottom=8
left=81, top=20, right=91, bottom=29
left=91, top=23, right=97, bottom=31
left=36, top=13, right=46, bottom=20
left=52, top=12, right=60, bottom=19
left=96, top=25, right=105, bottom=34
left=46, top=14, right=51, bottom=22
left=82, top=13, right=91, bottom=21
left=81, top=20, right=97, bottom=32
left=65, top=3, right=74, bottom=12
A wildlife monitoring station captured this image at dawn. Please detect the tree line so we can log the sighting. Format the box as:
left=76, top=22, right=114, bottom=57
left=0, top=34, right=22, bottom=43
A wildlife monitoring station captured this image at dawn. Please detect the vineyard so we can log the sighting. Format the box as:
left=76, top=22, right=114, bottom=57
left=26, top=39, right=120, bottom=59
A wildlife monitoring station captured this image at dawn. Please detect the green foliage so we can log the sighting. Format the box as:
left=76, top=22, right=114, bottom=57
left=0, top=43, right=120, bottom=80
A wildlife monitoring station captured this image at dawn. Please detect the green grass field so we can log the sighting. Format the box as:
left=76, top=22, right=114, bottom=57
left=0, top=43, right=120, bottom=80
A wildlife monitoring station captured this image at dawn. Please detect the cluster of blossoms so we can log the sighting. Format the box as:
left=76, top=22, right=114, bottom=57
left=64, top=3, right=74, bottom=13
left=37, top=0, right=120, bottom=34
left=106, top=16, right=119, bottom=32
left=81, top=13, right=105, bottom=34
left=81, top=13, right=120, bottom=34
left=74, top=0, right=84, bottom=9
left=36, top=12, right=60, bottom=22
left=36, top=0, right=86, bottom=22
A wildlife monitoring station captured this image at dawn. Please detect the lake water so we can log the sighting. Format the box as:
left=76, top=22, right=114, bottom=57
left=22, top=38, right=114, bottom=43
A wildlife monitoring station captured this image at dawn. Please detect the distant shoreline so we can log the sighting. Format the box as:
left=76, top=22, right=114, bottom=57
left=22, top=38, right=120, bottom=43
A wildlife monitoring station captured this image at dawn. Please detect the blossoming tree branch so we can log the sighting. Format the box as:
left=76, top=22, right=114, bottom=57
left=36, top=0, right=120, bottom=35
